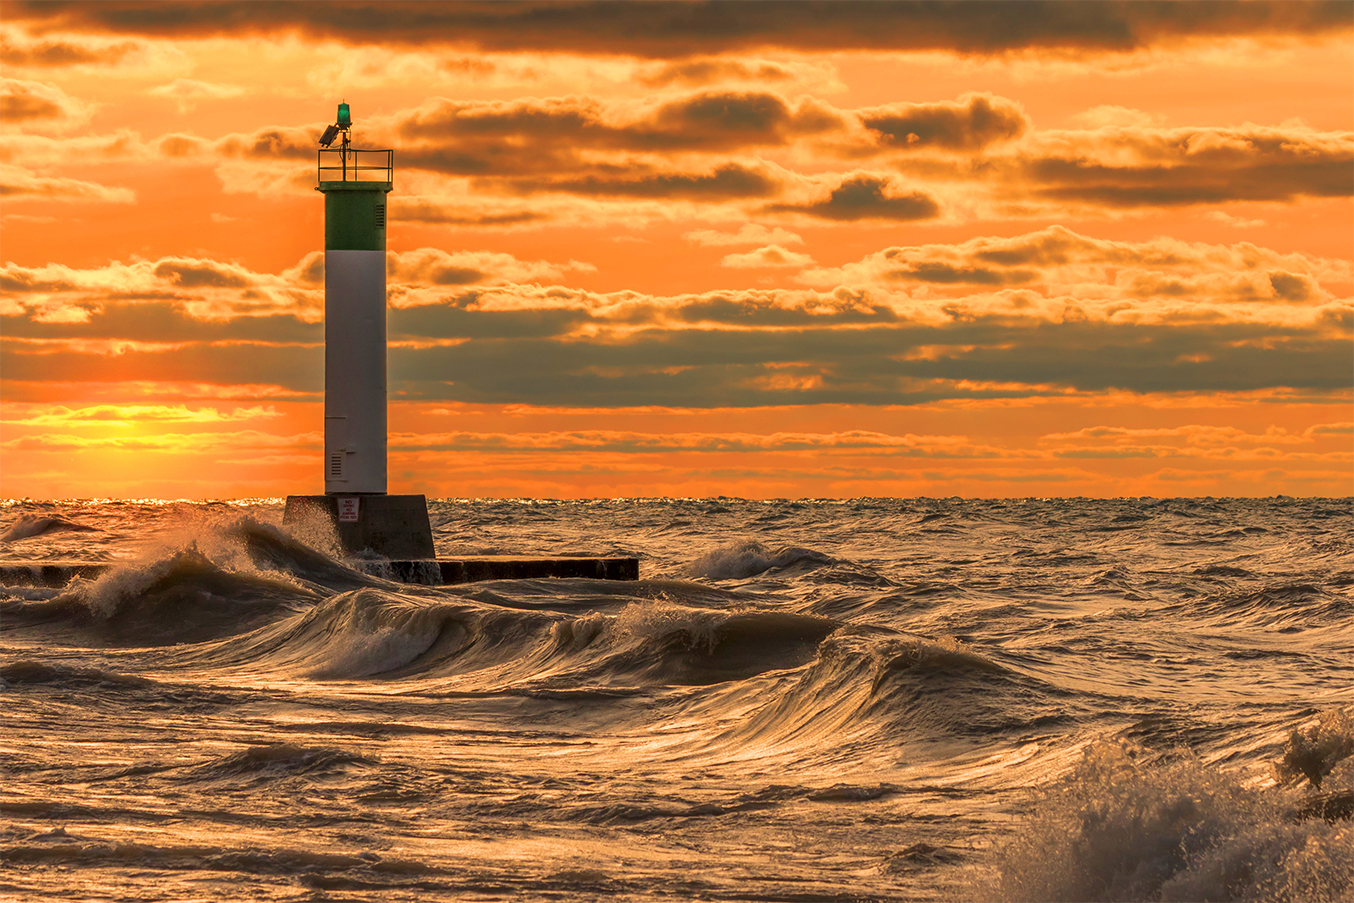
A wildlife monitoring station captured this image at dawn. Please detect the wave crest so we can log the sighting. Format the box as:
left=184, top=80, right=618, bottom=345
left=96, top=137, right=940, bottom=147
left=686, top=539, right=836, bottom=580
left=1, top=513, right=98, bottom=542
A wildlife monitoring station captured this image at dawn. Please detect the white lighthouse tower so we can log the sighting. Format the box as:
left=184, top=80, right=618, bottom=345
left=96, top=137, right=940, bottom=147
left=284, top=103, right=434, bottom=559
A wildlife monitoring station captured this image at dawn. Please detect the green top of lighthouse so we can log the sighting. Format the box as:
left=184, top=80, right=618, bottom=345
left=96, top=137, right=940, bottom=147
left=316, top=103, right=392, bottom=250
left=317, top=102, right=393, bottom=192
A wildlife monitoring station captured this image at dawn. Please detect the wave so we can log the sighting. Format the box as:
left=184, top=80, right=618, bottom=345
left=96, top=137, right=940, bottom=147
left=210, top=587, right=470, bottom=678
left=974, top=735, right=1354, bottom=902
left=0, top=659, right=158, bottom=691
left=686, top=538, right=837, bottom=580
left=0, top=513, right=99, bottom=542
left=0, top=518, right=360, bottom=645
left=191, top=743, right=376, bottom=781
left=187, top=587, right=841, bottom=690
left=580, top=600, right=839, bottom=687
left=1175, top=582, right=1353, bottom=631
left=0, top=515, right=456, bottom=646
left=711, top=630, right=1062, bottom=763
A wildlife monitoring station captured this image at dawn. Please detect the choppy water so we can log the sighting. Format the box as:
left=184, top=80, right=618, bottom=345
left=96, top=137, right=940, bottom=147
left=1, top=497, right=1351, bottom=902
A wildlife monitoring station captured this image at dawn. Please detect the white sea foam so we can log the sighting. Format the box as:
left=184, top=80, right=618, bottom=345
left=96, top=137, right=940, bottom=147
left=977, top=740, right=1354, bottom=903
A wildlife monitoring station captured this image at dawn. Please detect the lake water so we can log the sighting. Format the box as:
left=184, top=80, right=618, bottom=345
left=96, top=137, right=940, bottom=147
left=2, top=497, right=1351, bottom=901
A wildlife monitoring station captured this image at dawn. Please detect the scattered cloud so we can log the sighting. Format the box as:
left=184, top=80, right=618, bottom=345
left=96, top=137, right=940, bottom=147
left=636, top=57, right=835, bottom=89
left=798, top=225, right=1351, bottom=314
left=0, top=76, right=93, bottom=129
left=6, top=86, right=1343, bottom=224
left=389, top=248, right=596, bottom=289
left=5, top=231, right=1348, bottom=414
left=0, top=163, right=134, bottom=202
left=148, top=77, right=245, bottom=112
left=1040, top=423, right=1353, bottom=446
left=859, top=93, right=1027, bottom=151
left=1203, top=210, right=1266, bottom=229
left=1, top=428, right=310, bottom=453
left=720, top=244, right=816, bottom=269
left=766, top=174, right=941, bottom=222
left=984, top=123, right=1354, bottom=211
left=1066, top=105, right=1166, bottom=129
left=2, top=403, right=283, bottom=425
left=684, top=224, right=804, bottom=247
left=0, top=27, right=182, bottom=74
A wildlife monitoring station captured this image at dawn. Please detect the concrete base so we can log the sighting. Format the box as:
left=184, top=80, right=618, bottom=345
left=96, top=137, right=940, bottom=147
left=284, top=494, right=435, bottom=559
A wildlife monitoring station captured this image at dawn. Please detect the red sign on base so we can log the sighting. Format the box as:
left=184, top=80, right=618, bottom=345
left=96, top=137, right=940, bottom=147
left=337, top=496, right=360, bottom=523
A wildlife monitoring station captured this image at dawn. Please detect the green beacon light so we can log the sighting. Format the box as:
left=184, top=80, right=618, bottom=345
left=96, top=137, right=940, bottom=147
left=336, top=102, right=352, bottom=128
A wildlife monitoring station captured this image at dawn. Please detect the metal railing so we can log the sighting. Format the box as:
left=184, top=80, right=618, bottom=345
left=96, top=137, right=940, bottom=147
left=317, top=147, right=393, bottom=183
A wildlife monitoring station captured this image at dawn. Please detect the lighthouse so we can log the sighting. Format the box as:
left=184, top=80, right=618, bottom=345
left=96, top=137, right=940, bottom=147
left=319, top=102, right=389, bottom=494
left=283, top=103, right=434, bottom=559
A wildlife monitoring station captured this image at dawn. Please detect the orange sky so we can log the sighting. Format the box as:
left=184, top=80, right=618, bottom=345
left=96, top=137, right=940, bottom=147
left=2, top=1, right=1351, bottom=499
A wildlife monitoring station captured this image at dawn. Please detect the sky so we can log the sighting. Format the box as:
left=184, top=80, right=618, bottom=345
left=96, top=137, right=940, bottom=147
left=1, top=0, right=1351, bottom=500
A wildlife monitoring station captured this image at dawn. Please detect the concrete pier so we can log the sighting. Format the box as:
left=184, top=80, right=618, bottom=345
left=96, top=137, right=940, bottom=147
left=0, top=556, right=640, bottom=588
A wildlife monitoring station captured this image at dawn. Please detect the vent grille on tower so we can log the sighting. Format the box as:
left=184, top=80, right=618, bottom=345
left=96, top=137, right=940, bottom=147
left=375, top=204, right=385, bottom=229
left=329, top=451, right=344, bottom=479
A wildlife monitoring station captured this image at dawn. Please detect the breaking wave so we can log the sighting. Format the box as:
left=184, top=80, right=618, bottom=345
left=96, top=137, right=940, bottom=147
left=977, top=718, right=1354, bottom=903
left=686, top=538, right=837, bottom=580
left=0, top=513, right=99, bottom=542
left=197, top=592, right=840, bottom=689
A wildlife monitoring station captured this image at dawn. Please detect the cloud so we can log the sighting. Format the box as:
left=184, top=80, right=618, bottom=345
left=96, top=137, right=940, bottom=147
left=213, top=125, right=315, bottom=161
left=1034, top=422, right=1354, bottom=463
left=0, top=130, right=157, bottom=168
left=9, top=2, right=1349, bottom=57
left=2, top=429, right=309, bottom=454
left=0, top=163, right=134, bottom=203
left=148, top=77, right=244, bottom=112
left=860, top=93, right=1027, bottom=151
left=0, top=248, right=600, bottom=338
left=1003, top=123, right=1354, bottom=208
left=393, top=90, right=843, bottom=167
left=389, top=248, right=596, bottom=289
left=1039, top=424, right=1342, bottom=446
left=0, top=76, right=93, bottom=129
left=0, top=255, right=318, bottom=322
left=799, top=225, right=1351, bottom=310
left=637, top=57, right=800, bottom=87
left=2, top=403, right=282, bottom=425
left=720, top=245, right=816, bottom=269
left=1066, top=105, right=1166, bottom=129
left=506, top=163, right=783, bottom=200
left=397, top=204, right=547, bottom=228
left=14, top=88, right=1334, bottom=227
left=684, top=224, right=804, bottom=247
left=388, top=428, right=978, bottom=456
left=766, top=174, right=940, bottom=221
left=1202, top=210, right=1266, bottom=229
left=7, top=296, right=1350, bottom=408
left=4, top=232, right=1348, bottom=410
left=0, top=28, right=177, bottom=73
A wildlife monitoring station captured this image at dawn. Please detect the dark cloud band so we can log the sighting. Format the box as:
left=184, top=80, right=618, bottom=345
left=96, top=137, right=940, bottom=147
left=9, top=1, right=1350, bottom=57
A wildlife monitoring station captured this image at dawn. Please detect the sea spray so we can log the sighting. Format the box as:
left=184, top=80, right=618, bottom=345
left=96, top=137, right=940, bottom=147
left=977, top=737, right=1354, bottom=903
